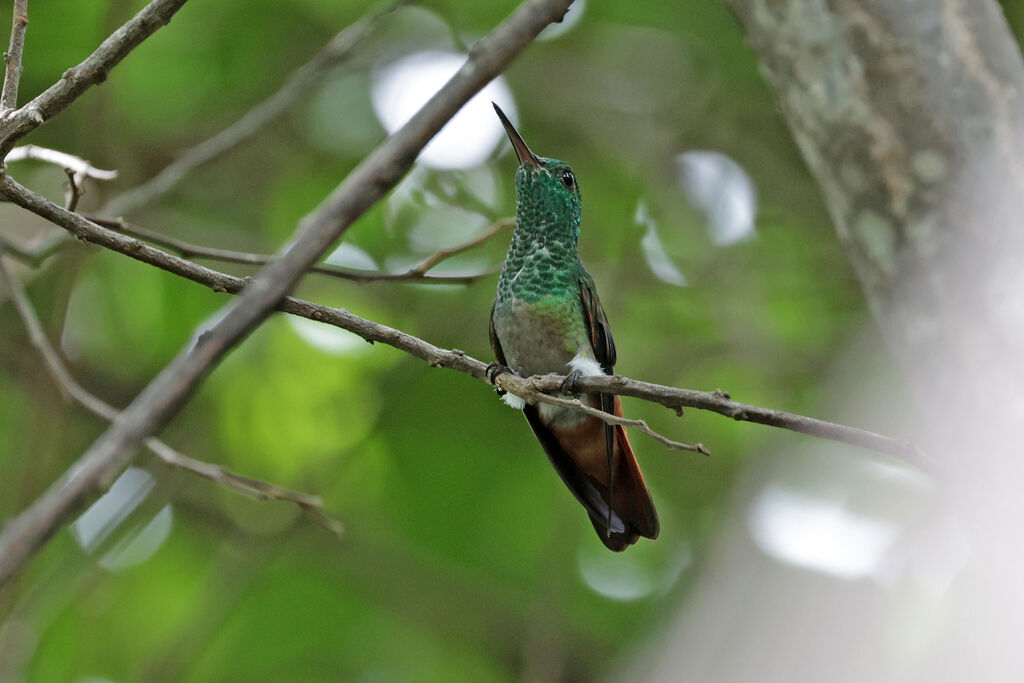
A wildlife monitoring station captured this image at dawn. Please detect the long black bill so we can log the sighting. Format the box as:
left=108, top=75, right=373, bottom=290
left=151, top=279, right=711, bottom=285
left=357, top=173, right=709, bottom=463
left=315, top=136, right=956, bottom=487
left=492, top=102, right=541, bottom=167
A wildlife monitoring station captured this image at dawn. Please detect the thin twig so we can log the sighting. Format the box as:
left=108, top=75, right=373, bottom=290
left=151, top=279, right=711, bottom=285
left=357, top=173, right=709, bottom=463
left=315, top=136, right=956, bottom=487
left=83, top=214, right=507, bottom=285
left=101, top=0, right=406, bottom=218
left=408, top=218, right=512, bottom=276
left=0, top=174, right=928, bottom=472
left=6, top=144, right=118, bottom=180
left=1, top=0, right=28, bottom=111
left=0, top=0, right=192, bottom=157
left=514, top=381, right=710, bottom=454
left=0, top=0, right=393, bottom=267
left=0, top=145, right=117, bottom=257
left=0, top=0, right=576, bottom=589
left=63, top=168, right=82, bottom=211
left=0, top=250, right=343, bottom=536
left=422, top=172, right=501, bottom=221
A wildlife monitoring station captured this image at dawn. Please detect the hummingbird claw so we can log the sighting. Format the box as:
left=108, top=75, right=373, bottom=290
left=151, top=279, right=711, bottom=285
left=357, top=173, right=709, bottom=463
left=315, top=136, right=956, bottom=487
left=485, top=362, right=512, bottom=396
left=560, top=369, right=583, bottom=398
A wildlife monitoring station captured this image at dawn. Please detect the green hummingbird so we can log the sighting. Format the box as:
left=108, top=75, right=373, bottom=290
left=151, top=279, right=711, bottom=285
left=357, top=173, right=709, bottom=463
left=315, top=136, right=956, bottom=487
left=487, top=103, right=659, bottom=551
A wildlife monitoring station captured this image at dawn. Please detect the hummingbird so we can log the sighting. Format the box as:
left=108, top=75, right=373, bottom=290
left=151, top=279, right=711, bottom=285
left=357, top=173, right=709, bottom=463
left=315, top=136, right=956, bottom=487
left=487, top=103, right=659, bottom=551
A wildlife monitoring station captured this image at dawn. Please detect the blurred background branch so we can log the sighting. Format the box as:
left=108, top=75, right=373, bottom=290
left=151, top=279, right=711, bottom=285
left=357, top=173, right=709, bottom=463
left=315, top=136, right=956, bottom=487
left=101, top=0, right=408, bottom=218
left=81, top=214, right=509, bottom=285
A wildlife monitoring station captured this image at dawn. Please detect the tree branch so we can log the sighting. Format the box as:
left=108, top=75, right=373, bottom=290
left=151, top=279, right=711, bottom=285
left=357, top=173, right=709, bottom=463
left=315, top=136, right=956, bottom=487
left=0, top=173, right=927, bottom=469
left=101, top=0, right=406, bottom=217
left=1, top=0, right=28, bottom=111
left=0, top=0, right=396, bottom=269
left=0, top=0, right=191, bottom=156
left=82, top=214, right=508, bottom=285
left=0, top=251, right=343, bottom=536
left=6, top=144, right=118, bottom=180
left=0, top=0, right=575, bottom=589
left=407, top=217, right=511, bottom=276
left=507, top=383, right=710, bottom=455
left=520, top=375, right=930, bottom=469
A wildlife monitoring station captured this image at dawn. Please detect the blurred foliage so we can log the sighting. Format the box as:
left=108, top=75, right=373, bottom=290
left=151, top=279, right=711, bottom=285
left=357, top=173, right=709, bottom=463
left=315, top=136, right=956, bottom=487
left=0, top=0, right=968, bottom=680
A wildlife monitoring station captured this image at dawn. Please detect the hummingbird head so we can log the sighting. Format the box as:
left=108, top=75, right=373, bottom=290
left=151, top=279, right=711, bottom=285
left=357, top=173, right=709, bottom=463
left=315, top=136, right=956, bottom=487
left=493, top=102, right=582, bottom=240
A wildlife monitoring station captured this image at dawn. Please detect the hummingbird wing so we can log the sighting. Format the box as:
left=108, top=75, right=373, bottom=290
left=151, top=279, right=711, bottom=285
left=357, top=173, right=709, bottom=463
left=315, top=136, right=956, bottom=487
left=577, top=270, right=621, bottom=537
left=523, top=393, right=660, bottom=550
left=488, top=300, right=507, bottom=367
left=574, top=270, right=659, bottom=548
left=577, top=270, right=616, bottom=372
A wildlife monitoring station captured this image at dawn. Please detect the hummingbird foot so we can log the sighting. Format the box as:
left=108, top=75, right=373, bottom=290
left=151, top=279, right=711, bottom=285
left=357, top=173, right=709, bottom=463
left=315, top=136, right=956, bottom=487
left=560, top=369, right=583, bottom=398
left=485, top=362, right=512, bottom=396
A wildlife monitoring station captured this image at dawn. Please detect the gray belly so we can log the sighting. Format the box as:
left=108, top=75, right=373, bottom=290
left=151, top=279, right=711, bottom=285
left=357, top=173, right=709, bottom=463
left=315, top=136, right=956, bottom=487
left=493, top=298, right=606, bottom=426
left=493, top=299, right=581, bottom=378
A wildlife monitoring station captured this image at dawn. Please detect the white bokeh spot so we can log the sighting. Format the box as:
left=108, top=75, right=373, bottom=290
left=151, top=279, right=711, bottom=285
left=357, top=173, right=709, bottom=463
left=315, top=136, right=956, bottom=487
left=677, top=150, right=757, bottom=246
left=372, top=51, right=517, bottom=169
left=748, top=484, right=901, bottom=581
left=636, top=199, right=687, bottom=286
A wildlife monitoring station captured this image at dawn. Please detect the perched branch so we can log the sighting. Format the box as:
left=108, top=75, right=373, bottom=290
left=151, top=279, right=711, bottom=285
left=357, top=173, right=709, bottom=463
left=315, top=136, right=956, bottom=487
left=519, top=375, right=931, bottom=470
left=0, top=174, right=926, bottom=471
left=0, top=251, right=342, bottom=535
left=0, top=0, right=575, bottom=589
left=0, top=0, right=191, bottom=156
left=83, top=214, right=507, bottom=285
left=1, top=0, right=28, bottom=111
left=102, top=0, right=405, bottom=218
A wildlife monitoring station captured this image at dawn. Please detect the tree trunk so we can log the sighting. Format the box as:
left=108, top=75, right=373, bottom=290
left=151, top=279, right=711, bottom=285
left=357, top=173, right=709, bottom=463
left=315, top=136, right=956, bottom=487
left=645, top=1, right=1024, bottom=679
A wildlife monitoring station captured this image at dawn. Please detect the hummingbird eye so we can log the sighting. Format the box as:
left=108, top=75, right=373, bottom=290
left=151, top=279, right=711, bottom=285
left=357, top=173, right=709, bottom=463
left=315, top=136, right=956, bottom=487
left=559, top=169, right=576, bottom=190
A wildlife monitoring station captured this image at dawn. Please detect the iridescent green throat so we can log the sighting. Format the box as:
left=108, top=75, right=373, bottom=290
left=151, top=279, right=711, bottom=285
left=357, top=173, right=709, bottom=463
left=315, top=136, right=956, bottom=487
left=497, top=160, right=583, bottom=304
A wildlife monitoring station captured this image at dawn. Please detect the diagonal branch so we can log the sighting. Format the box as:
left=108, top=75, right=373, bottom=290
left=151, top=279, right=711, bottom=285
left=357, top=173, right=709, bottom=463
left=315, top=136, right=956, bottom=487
left=0, top=1, right=402, bottom=266
left=102, top=0, right=406, bottom=218
left=0, top=173, right=928, bottom=471
left=82, top=214, right=508, bottom=285
left=0, top=0, right=576, bottom=589
left=0, top=251, right=343, bottom=536
left=0, top=0, right=191, bottom=156
left=1, top=0, right=28, bottom=111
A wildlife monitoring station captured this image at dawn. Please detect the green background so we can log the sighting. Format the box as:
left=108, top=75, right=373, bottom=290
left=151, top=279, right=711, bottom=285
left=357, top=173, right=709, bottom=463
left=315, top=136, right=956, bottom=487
left=2, top=0, right=1022, bottom=680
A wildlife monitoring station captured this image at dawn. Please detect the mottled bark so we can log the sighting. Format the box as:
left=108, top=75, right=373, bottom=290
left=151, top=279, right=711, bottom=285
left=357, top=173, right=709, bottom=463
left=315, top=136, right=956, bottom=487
left=727, top=0, right=1024, bottom=403
left=679, top=0, right=1024, bottom=678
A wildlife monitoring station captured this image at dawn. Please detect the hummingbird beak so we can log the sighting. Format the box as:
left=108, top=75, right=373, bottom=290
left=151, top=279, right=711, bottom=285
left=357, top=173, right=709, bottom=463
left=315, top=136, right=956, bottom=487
left=492, top=102, right=541, bottom=168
